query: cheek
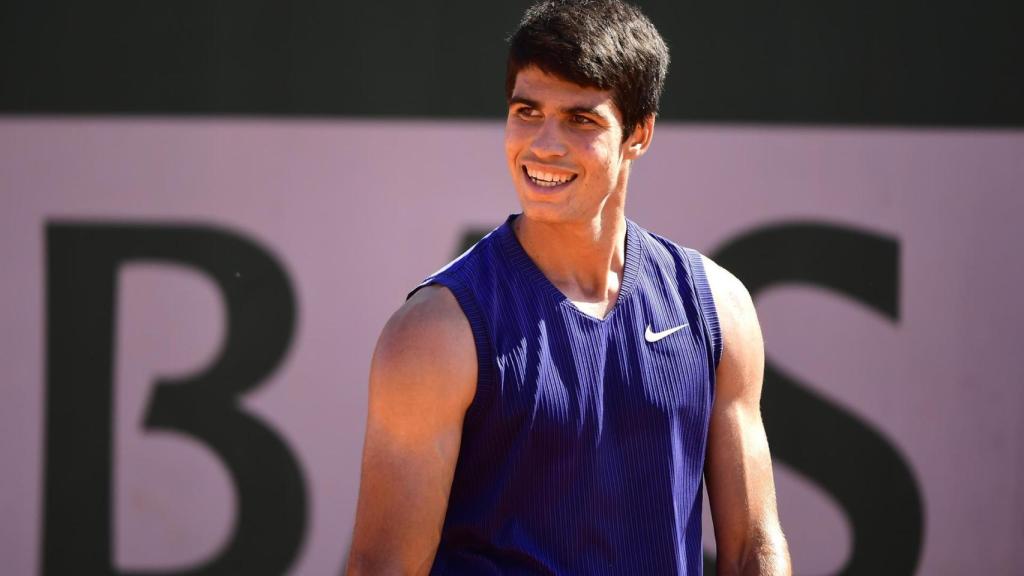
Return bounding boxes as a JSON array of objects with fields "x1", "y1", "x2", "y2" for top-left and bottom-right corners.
[
  {"x1": 503, "y1": 136, "x2": 518, "y2": 166},
  {"x1": 504, "y1": 135, "x2": 527, "y2": 181},
  {"x1": 504, "y1": 125, "x2": 526, "y2": 158},
  {"x1": 583, "y1": 139, "x2": 619, "y2": 176}
]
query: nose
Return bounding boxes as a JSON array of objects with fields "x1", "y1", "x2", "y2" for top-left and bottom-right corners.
[{"x1": 529, "y1": 118, "x2": 567, "y2": 158}]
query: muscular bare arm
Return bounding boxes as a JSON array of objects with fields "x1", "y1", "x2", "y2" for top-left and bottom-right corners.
[
  {"x1": 703, "y1": 256, "x2": 791, "y2": 576},
  {"x1": 347, "y1": 286, "x2": 477, "y2": 575}
]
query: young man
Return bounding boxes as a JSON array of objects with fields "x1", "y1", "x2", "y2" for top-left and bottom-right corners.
[{"x1": 348, "y1": 1, "x2": 790, "y2": 574}]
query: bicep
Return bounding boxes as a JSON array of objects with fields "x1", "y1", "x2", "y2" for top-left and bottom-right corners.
[
  {"x1": 703, "y1": 258, "x2": 784, "y2": 570},
  {"x1": 348, "y1": 287, "x2": 477, "y2": 574},
  {"x1": 705, "y1": 366, "x2": 777, "y2": 565}
]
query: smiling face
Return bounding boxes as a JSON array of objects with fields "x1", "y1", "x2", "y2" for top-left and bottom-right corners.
[{"x1": 504, "y1": 66, "x2": 652, "y2": 226}]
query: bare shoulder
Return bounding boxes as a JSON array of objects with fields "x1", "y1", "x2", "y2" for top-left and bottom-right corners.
[
  {"x1": 700, "y1": 254, "x2": 764, "y2": 399},
  {"x1": 371, "y1": 284, "x2": 477, "y2": 412},
  {"x1": 700, "y1": 254, "x2": 756, "y2": 334},
  {"x1": 377, "y1": 285, "x2": 474, "y2": 359},
  {"x1": 349, "y1": 285, "x2": 476, "y2": 573}
]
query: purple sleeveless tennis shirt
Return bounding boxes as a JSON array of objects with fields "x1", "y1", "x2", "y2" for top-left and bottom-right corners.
[{"x1": 411, "y1": 214, "x2": 722, "y2": 575}]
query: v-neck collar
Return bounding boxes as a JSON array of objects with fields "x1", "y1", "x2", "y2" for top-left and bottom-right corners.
[{"x1": 496, "y1": 214, "x2": 642, "y2": 323}]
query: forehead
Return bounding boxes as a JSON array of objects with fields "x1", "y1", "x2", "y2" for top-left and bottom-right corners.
[{"x1": 510, "y1": 67, "x2": 621, "y2": 121}]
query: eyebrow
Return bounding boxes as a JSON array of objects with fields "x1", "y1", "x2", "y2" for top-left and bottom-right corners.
[{"x1": 508, "y1": 96, "x2": 603, "y2": 118}]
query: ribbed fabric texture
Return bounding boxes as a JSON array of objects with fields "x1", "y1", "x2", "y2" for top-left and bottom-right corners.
[{"x1": 413, "y1": 215, "x2": 721, "y2": 575}]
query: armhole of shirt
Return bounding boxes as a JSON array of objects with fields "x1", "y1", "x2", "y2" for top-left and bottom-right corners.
[
  {"x1": 408, "y1": 275, "x2": 495, "y2": 428},
  {"x1": 683, "y1": 248, "x2": 723, "y2": 369}
]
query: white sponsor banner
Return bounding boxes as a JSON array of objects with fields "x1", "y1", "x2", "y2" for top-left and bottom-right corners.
[{"x1": 1, "y1": 118, "x2": 1022, "y2": 575}]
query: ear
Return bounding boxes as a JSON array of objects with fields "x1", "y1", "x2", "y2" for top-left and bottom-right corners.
[{"x1": 623, "y1": 114, "x2": 655, "y2": 160}]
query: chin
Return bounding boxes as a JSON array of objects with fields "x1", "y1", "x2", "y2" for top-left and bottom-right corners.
[
  {"x1": 521, "y1": 208, "x2": 562, "y2": 224},
  {"x1": 518, "y1": 202, "x2": 578, "y2": 226}
]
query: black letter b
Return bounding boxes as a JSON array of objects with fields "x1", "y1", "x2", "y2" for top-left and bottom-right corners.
[{"x1": 43, "y1": 223, "x2": 307, "y2": 576}]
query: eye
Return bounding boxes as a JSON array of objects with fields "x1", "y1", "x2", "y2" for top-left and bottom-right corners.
[
  {"x1": 514, "y1": 106, "x2": 540, "y2": 120},
  {"x1": 571, "y1": 114, "x2": 595, "y2": 125}
]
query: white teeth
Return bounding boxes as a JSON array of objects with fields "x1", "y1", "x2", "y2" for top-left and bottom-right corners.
[{"x1": 525, "y1": 167, "x2": 575, "y2": 187}]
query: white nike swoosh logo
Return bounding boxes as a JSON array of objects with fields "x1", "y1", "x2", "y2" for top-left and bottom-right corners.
[{"x1": 645, "y1": 323, "x2": 689, "y2": 343}]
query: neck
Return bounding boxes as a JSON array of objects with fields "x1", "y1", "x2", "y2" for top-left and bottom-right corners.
[{"x1": 513, "y1": 202, "x2": 628, "y2": 319}]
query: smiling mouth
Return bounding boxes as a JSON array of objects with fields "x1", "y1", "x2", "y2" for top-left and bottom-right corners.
[{"x1": 523, "y1": 165, "x2": 578, "y2": 188}]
